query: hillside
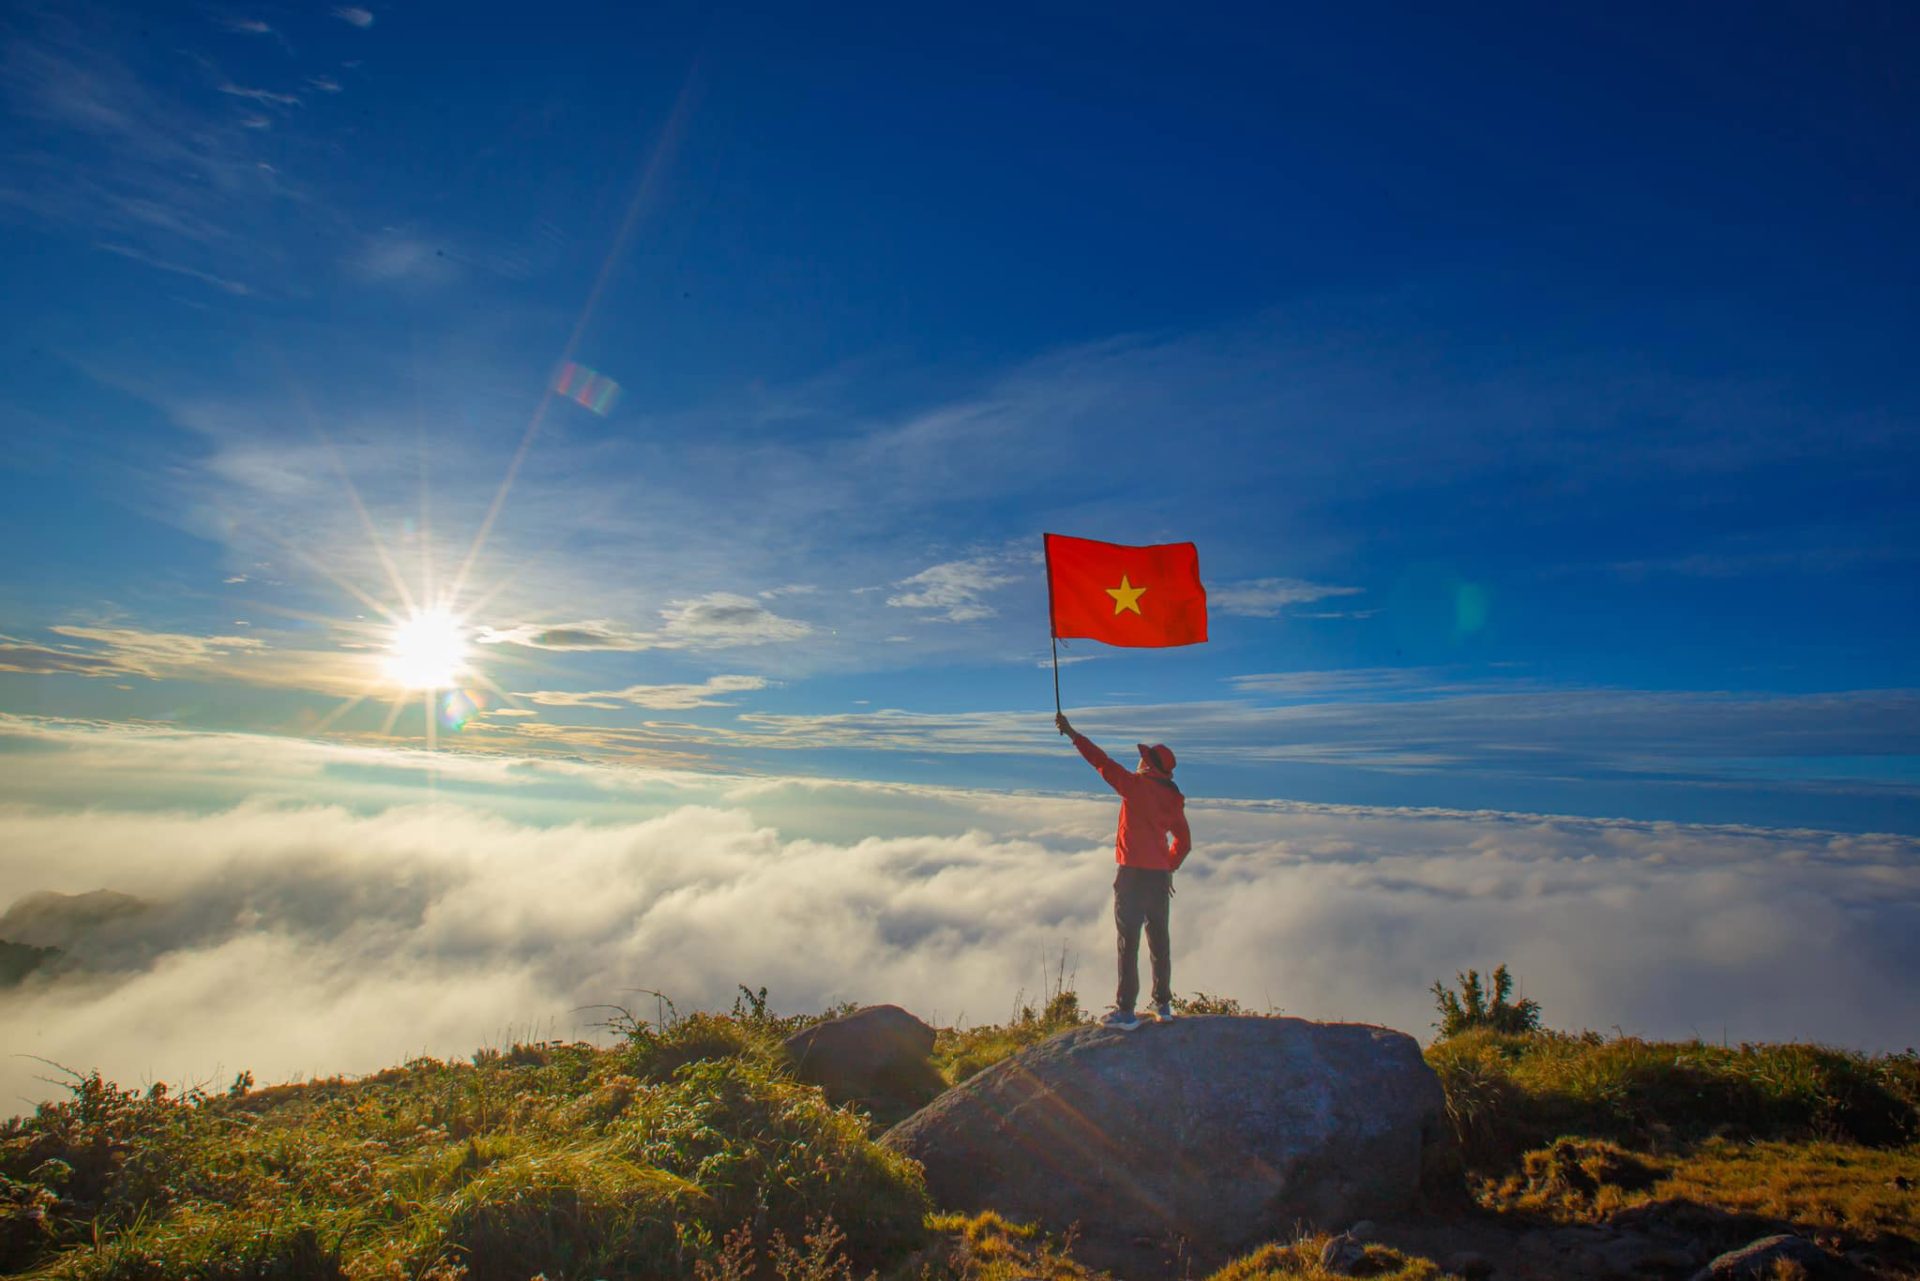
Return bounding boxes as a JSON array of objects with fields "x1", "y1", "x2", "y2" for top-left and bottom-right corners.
[{"x1": 2, "y1": 984, "x2": 1916, "y2": 1280}]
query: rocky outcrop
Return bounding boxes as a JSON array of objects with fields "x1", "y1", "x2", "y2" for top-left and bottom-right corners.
[
  {"x1": 1692, "y1": 1234, "x2": 1843, "y2": 1280},
  {"x1": 0, "y1": 890, "x2": 148, "y2": 950},
  {"x1": 781, "y1": 1004, "x2": 944, "y2": 1125},
  {"x1": 881, "y1": 1016, "x2": 1462, "y2": 1265}
]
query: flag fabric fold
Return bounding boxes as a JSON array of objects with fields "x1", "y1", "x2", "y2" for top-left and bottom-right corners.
[{"x1": 1045, "y1": 533, "x2": 1208, "y2": 648}]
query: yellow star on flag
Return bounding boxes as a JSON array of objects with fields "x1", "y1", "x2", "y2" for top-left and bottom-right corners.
[{"x1": 1106, "y1": 575, "x2": 1147, "y2": 615}]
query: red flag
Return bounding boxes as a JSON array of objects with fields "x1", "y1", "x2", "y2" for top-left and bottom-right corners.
[{"x1": 1045, "y1": 533, "x2": 1208, "y2": 648}]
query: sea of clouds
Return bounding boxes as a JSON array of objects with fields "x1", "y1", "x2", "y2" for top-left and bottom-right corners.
[{"x1": 2, "y1": 715, "x2": 1917, "y2": 1114}]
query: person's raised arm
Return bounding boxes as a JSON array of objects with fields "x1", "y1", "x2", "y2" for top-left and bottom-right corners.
[{"x1": 1056, "y1": 714, "x2": 1129, "y2": 793}]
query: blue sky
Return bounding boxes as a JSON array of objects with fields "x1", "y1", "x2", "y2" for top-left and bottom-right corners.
[{"x1": 4, "y1": 0, "x2": 1918, "y2": 831}]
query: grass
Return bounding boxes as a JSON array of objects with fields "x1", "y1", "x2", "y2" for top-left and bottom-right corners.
[
  {"x1": 1483, "y1": 1135, "x2": 1920, "y2": 1245},
  {"x1": 1427, "y1": 1027, "x2": 1920, "y2": 1167},
  {"x1": 1441, "y1": 1033, "x2": 1920, "y2": 1277},
  {"x1": 932, "y1": 991, "x2": 1089, "y2": 1084},
  {"x1": 5, "y1": 985, "x2": 1919, "y2": 1280},
  {"x1": 1, "y1": 1005, "x2": 926, "y2": 1280}
]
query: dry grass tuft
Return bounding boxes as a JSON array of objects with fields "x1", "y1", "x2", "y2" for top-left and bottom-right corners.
[
  {"x1": 1204, "y1": 1234, "x2": 1444, "y2": 1280},
  {"x1": 910, "y1": 1211, "x2": 1103, "y2": 1280}
]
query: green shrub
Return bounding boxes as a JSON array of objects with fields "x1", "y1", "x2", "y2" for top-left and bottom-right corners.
[
  {"x1": 626, "y1": 1011, "x2": 769, "y2": 1083},
  {"x1": 0, "y1": 1072, "x2": 232, "y2": 1271},
  {"x1": 617, "y1": 1057, "x2": 928, "y2": 1265},
  {"x1": 1430, "y1": 964, "x2": 1541, "y2": 1038}
]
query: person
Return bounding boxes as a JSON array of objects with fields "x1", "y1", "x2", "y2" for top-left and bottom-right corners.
[{"x1": 1056, "y1": 712, "x2": 1191, "y2": 1030}]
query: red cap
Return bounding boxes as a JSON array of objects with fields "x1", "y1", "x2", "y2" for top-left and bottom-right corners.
[{"x1": 1137, "y1": 743, "x2": 1176, "y2": 773}]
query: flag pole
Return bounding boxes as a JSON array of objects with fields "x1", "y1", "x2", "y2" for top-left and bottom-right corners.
[
  {"x1": 1051, "y1": 633, "x2": 1062, "y2": 717},
  {"x1": 1043, "y1": 532, "x2": 1063, "y2": 721}
]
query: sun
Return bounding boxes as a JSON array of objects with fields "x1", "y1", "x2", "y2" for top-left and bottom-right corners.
[{"x1": 384, "y1": 607, "x2": 469, "y2": 690}]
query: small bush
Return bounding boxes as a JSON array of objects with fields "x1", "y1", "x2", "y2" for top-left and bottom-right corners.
[
  {"x1": 432, "y1": 1142, "x2": 700, "y2": 1280},
  {"x1": 1430, "y1": 964, "x2": 1541, "y2": 1038}
]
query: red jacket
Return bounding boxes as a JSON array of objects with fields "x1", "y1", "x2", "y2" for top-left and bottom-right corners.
[{"x1": 1070, "y1": 732, "x2": 1191, "y2": 871}]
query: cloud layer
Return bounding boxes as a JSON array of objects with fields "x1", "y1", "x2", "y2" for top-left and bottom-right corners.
[{"x1": 2, "y1": 720, "x2": 1915, "y2": 1115}]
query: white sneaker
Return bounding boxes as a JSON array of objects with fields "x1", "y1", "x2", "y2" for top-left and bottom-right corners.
[
  {"x1": 1154, "y1": 1003, "x2": 1175, "y2": 1021},
  {"x1": 1101, "y1": 1008, "x2": 1142, "y2": 1031}
]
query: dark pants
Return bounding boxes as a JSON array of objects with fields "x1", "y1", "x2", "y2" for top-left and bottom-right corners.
[{"x1": 1114, "y1": 865, "x2": 1172, "y2": 1011}]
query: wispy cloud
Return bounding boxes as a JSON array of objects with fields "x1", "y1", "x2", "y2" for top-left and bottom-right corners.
[
  {"x1": 94, "y1": 242, "x2": 251, "y2": 295},
  {"x1": 1609, "y1": 542, "x2": 1916, "y2": 581},
  {"x1": 0, "y1": 626, "x2": 264, "y2": 680},
  {"x1": 516, "y1": 675, "x2": 771, "y2": 710},
  {"x1": 1, "y1": 8, "x2": 300, "y2": 282},
  {"x1": 332, "y1": 6, "x2": 374, "y2": 28},
  {"x1": 475, "y1": 621, "x2": 654, "y2": 652},
  {"x1": 216, "y1": 82, "x2": 300, "y2": 107},
  {"x1": 345, "y1": 229, "x2": 459, "y2": 285},
  {"x1": 480, "y1": 595, "x2": 813, "y2": 654},
  {"x1": 662, "y1": 593, "x2": 813, "y2": 646},
  {"x1": 1226, "y1": 668, "x2": 1460, "y2": 697},
  {"x1": 887, "y1": 552, "x2": 1029, "y2": 623},
  {"x1": 1210, "y1": 578, "x2": 1363, "y2": 619}
]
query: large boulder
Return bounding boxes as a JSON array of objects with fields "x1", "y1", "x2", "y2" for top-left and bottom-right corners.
[
  {"x1": 782, "y1": 1004, "x2": 944, "y2": 1125},
  {"x1": 882, "y1": 1017, "x2": 1462, "y2": 1265}
]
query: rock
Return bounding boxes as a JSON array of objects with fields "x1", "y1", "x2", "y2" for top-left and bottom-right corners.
[
  {"x1": 0, "y1": 939, "x2": 60, "y2": 988},
  {"x1": 1689, "y1": 1234, "x2": 1834, "y2": 1280},
  {"x1": 780, "y1": 1004, "x2": 942, "y2": 1119},
  {"x1": 1320, "y1": 1233, "x2": 1367, "y2": 1274},
  {"x1": 1594, "y1": 1232, "x2": 1697, "y2": 1275},
  {"x1": 1444, "y1": 1250, "x2": 1495, "y2": 1279},
  {"x1": 881, "y1": 1016, "x2": 1462, "y2": 1261},
  {"x1": 1346, "y1": 1220, "x2": 1379, "y2": 1242},
  {"x1": 1518, "y1": 1229, "x2": 1555, "y2": 1254}
]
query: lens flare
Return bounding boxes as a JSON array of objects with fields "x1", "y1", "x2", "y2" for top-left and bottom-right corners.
[
  {"x1": 553, "y1": 361, "x2": 622, "y2": 415},
  {"x1": 439, "y1": 688, "x2": 483, "y2": 731},
  {"x1": 385, "y1": 607, "x2": 469, "y2": 690}
]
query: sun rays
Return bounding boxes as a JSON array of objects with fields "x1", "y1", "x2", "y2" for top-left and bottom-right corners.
[{"x1": 254, "y1": 77, "x2": 701, "y2": 755}]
